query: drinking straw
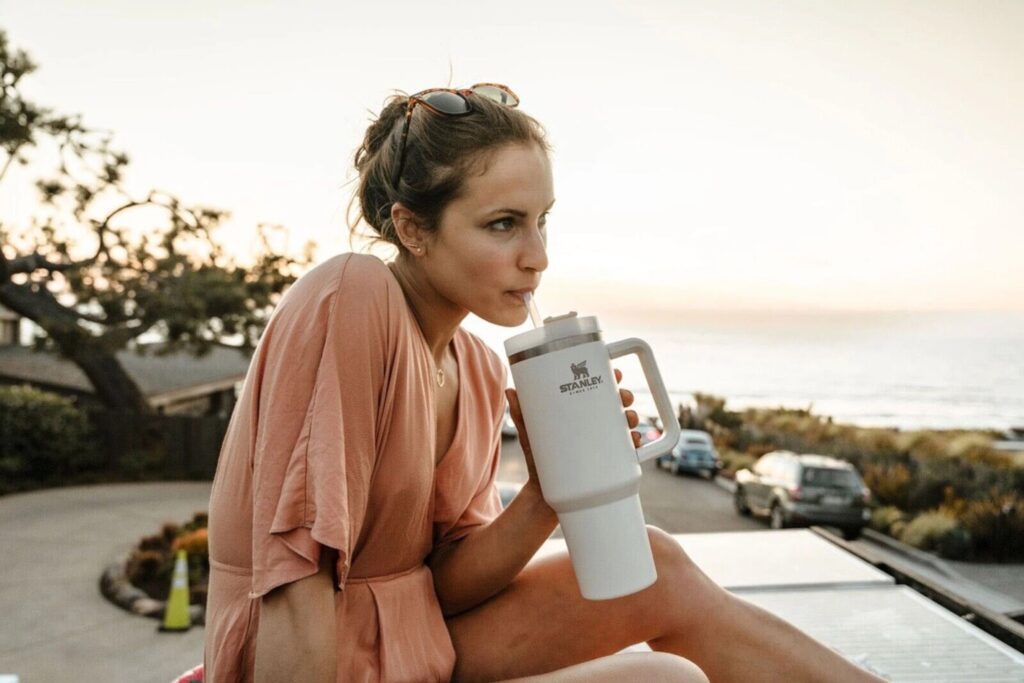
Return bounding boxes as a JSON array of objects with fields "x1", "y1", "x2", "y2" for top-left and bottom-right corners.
[{"x1": 523, "y1": 291, "x2": 543, "y2": 328}]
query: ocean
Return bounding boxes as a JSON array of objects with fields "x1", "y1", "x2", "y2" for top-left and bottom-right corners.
[{"x1": 467, "y1": 310, "x2": 1024, "y2": 432}]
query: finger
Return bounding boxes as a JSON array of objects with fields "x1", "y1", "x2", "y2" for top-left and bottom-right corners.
[
  {"x1": 632, "y1": 431, "x2": 641, "y2": 448},
  {"x1": 614, "y1": 367, "x2": 622, "y2": 383},
  {"x1": 626, "y1": 409, "x2": 638, "y2": 429},
  {"x1": 619, "y1": 387, "x2": 634, "y2": 407}
]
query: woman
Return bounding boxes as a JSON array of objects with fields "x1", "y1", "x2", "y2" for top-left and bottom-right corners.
[{"x1": 203, "y1": 84, "x2": 882, "y2": 682}]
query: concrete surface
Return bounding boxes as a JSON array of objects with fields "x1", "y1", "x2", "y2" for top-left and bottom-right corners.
[
  {"x1": 2, "y1": 438, "x2": 1022, "y2": 682},
  {"x1": 0, "y1": 482, "x2": 212, "y2": 683}
]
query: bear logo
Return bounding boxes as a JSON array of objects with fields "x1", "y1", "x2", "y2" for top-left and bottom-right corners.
[{"x1": 570, "y1": 361, "x2": 589, "y2": 380}]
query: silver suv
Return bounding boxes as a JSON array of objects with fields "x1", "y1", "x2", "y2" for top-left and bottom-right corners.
[{"x1": 733, "y1": 451, "x2": 871, "y2": 540}]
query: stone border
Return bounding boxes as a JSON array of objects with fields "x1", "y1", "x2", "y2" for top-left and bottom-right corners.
[{"x1": 99, "y1": 552, "x2": 205, "y2": 626}]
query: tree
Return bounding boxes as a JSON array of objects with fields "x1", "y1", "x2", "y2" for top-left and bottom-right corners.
[{"x1": 0, "y1": 30, "x2": 314, "y2": 412}]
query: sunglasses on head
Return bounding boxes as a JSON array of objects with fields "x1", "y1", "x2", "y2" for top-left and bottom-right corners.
[{"x1": 390, "y1": 83, "x2": 520, "y2": 190}]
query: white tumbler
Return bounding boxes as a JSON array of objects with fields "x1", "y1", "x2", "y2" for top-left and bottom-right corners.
[{"x1": 505, "y1": 312, "x2": 681, "y2": 600}]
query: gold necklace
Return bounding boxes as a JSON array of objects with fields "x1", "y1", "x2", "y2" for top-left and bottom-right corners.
[{"x1": 435, "y1": 367, "x2": 445, "y2": 387}]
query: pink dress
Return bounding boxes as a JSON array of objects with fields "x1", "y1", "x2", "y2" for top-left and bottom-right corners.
[{"x1": 204, "y1": 253, "x2": 506, "y2": 682}]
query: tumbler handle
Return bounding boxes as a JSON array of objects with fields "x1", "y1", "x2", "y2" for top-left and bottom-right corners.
[{"x1": 606, "y1": 338, "x2": 681, "y2": 464}]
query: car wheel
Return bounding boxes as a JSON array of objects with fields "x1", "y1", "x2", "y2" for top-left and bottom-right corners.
[
  {"x1": 770, "y1": 504, "x2": 787, "y2": 530},
  {"x1": 842, "y1": 527, "x2": 863, "y2": 541},
  {"x1": 734, "y1": 488, "x2": 751, "y2": 516}
]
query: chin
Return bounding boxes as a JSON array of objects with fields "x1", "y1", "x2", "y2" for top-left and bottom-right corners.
[{"x1": 476, "y1": 306, "x2": 530, "y2": 328}]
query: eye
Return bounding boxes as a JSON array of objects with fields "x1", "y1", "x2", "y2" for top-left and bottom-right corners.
[
  {"x1": 539, "y1": 212, "x2": 550, "y2": 228},
  {"x1": 488, "y1": 217, "x2": 516, "y2": 232}
]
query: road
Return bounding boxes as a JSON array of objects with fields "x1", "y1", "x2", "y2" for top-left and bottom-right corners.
[{"x1": 498, "y1": 435, "x2": 765, "y2": 535}]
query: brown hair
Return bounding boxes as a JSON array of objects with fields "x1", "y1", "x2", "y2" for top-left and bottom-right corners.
[{"x1": 348, "y1": 90, "x2": 551, "y2": 253}]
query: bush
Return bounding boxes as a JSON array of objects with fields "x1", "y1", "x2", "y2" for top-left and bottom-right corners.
[
  {"x1": 719, "y1": 449, "x2": 755, "y2": 477},
  {"x1": 173, "y1": 528, "x2": 208, "y2": 556},
  {"x1": 862, "y1": 462, "x2": 911, "y2": 509},
  {"x1": 0, "y1": 384, "x2": 100, "y2": 493},
  {"x1": 898, "y1": 511, "x2": 969, "y2": 559},
  {"x1": 126, "y1": 511, "x2": 210, "y2": 605},
  {"x1": 870, "y1": 506, "x2": 905, "y2": 535},
  {"x1": 953, "y1": 493, "x2": 1024, "y2": 562}
]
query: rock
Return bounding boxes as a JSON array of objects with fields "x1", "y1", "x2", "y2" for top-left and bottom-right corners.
[{"x1": 132, "y1": 597, "x2": 164, "y2": 617}]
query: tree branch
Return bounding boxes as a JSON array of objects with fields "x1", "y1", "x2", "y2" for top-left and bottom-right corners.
[{"x1": 2, "y1": 251, "x2": 94, "y2": 276}]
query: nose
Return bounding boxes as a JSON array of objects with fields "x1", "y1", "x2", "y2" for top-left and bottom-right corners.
[{"x1": 519, "y1": 222, "x2": 548, "y2": 274}]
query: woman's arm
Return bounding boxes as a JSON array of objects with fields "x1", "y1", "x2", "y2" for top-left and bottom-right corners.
[
  {"x1": 254, "y1": 549, "x2": 338, "y2": 683},
  {"x1": 429, "y1": 479, "x2": 557, "y2": 617},
  {"x1": 430, "y1": 375, "x2": 638, "y2": 617}
]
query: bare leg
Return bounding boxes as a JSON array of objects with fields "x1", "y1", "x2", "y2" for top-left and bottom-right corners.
[
  {"x1": 446, "y1": 526, "x2": 884, "y2": 683},
  {"x1": 503, "y1": 652, "x2": 707, "y2": 683}
]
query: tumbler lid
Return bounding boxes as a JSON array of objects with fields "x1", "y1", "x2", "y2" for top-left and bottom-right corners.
[{"x1": 504, "y1": 312, "x2": 602, "y2": 358}]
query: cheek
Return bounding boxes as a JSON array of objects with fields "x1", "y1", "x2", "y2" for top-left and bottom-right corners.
[{"x1": 458, "y1": 244, "x2": 510, "y2": 284}]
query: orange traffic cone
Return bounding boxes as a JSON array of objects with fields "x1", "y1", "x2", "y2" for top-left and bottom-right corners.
[{"x1": 160, "y1": 549, "x2": 192, "y2": 632}]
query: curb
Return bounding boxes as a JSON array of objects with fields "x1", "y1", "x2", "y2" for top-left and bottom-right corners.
[
  {"x1": 713, "y1": 475, "x2": 737, "y2": 494},
  {"x1": 99, "y1": 554, "x2": 205, "y2": 626},
  {"x1": 861, "y1": 528, "x2": 965, "y2": 581}
]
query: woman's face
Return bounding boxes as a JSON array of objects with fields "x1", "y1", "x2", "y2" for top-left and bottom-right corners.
[{"x1": 423, "y1": 142, "x2": 554, "y2": 327}]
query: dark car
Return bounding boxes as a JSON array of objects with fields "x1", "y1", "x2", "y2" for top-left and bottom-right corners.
[
  {"x1": 733, "y1": 451, "x2": 871, "y2": 540},
  {"x1": 657, "y1": 430, "x2": 722, "y2": 478}
]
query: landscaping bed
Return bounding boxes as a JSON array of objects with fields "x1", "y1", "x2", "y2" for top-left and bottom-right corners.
[
  {"x1": 101, "y1": 510, "x2": 210, "y2": 623},
  {"x1": 686, "y1": 394, "x2": 1024, "y2": 562}
]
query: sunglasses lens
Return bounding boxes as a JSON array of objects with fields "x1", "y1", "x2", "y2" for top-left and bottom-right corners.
[
  {"x1": 420, "y1": 90, "x2": 472, "y2": 114},
  {"x1": 472, "y1": 84, "x2": 519, "y2": 107}
]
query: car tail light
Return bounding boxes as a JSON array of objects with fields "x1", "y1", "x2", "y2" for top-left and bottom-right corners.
[{"x1": 787, "y1": 486, "x2": 803, "y2": 501}]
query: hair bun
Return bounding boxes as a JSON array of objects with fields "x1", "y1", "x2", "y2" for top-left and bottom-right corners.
[{"x1": 354, "y1": 95, "x2": 408, "y2": 172}]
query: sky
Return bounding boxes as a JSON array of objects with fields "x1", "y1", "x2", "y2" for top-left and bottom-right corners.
[{"x1": 2, "y1": 0, "x2": 1023, "y2": 325}]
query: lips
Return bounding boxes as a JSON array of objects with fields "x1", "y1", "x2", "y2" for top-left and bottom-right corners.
[{"x1": 507, "y1": 289, "x2": 536, "y2": 301}]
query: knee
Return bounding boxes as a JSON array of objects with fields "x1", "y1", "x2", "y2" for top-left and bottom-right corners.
[
  {"x1": 645, "y1": 525, "x2": 699, "y2": 579},
  {"x1": 645, "y1": 526, "x2": 725, "y2": 619},
  {"x1": 641, "y1": 652, "x2": 710, "y2": 683}
]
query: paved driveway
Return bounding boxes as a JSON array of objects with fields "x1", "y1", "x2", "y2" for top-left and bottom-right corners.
[{"x1": 0, "y1": 482, "x2": 211, "y2": 683}]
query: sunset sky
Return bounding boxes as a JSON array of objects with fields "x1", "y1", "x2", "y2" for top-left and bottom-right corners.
[{"x1": 3, "y1": 0, "x2": 1022, "y2": 320}]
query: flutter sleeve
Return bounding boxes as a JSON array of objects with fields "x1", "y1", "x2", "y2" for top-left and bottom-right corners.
[{"x1": 249, "y1": 255, "x2": 392, "y2": 598}]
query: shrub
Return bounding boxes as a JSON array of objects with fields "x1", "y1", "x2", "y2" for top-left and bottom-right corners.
[
  {"x1": 0, "y1": 385, "x2": 100, "y2": 493},
  {"x1": 719, "y1": 449, "x2": 755, "y2": 477},
  {"x1": 953, "y1": 493, "x2": 1024, "y2": 562},
  {"x1": 898, "y1": 511, "x2": 968, "y2": 559},
  {"x1": 870, "y1": 506, "x2": 905, "y2": 535},
  {"x1": 173, "y1": 528, "x2": 209, "y2": 556},
  {"x1": 127, "y1": 513, "x2": 210, "y2": 605},
  {"x1": 862, "y1": 462, "x2": 911, "y2": 509}
]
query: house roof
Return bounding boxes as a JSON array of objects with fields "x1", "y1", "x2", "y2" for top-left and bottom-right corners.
[{"x1": 0, "y1": 341, "x2": 252, "y2": 404}]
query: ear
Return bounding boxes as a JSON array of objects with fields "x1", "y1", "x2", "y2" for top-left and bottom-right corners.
[{"x1": 391, "y1": 202, "x2": 430, "y2": 251}]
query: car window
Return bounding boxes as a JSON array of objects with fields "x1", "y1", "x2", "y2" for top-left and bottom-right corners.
[
  {"x1": 685, "y1": 437, "x2": 708, "y2": 445},
  {"x1": 801, "y1": 466, "x2": 859, "y2": 488}
]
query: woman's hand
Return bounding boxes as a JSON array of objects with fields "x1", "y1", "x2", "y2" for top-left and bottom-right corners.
[{"x1": 504, "y1": 367, "x2": 640, "y2": 492}]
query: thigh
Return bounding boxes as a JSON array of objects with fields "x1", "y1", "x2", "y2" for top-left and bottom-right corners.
[
  {"x1": 503, "y1": 652, "x2": 708, "y2": 683},
  {"x1": 444, "y1": 543, "x2": 676, "y2": 683}
]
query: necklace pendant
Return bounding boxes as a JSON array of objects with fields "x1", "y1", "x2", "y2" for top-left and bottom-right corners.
[{"x1": 436, "y1": 367, "x2": 445, "y2": 387}]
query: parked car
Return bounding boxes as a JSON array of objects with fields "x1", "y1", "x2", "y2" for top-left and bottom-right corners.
[
  {"x1": 657, "y1": 429, "x2": 722, "y2": 478},
  {"x1": 634, "y1": 420, "x2": 662, "y2": 446},
  {"x1": 733, "y1": 451, "x2": 871, "y2": 540}
]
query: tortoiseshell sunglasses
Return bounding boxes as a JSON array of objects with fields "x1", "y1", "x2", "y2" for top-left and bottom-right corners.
[{"x1": 390, "y1": 83, "x2": 520, "y2": 189}]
